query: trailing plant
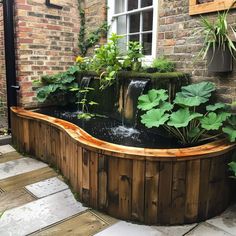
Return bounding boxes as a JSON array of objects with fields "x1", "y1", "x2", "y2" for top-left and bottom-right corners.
[
  {"x1": 138, "y1": 81, "x2": 236, "y2": 146},
  {"x1": 151, "y1": 57, "x2": 175, "y2": 73},
  {"x1": 196, "y1": 1, "x2": 236, "y2": 60},
  {"x1": 78, "y1": 0, "x2": 109, "y2": 56}
]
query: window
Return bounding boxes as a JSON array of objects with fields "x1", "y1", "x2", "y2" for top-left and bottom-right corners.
[{"x1": 108, "y1": 0, "x2": 158, "y2": 61}]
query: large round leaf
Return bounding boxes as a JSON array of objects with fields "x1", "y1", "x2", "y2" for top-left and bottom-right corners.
[
  {"x1": 200, "y1": 112, "x2": 231, "y2": 130},
  {"x1": 167, "y1": 108, "x2": 202, "y2": 128},
  {"x1": 206, "y1": 103, "x2": 230, "y2": 112},
  {"x1": 223, "y1": 126, "x2": 236, "y2": 142},
  {"x1": 174, "y1": 81, "x2": 216, "y2": 107},
  {"x1": 138, "y1": 89, "x2": 168, "y2": 111},
  {"x1": 141, "y1": 109, "x2": 170, "y2": 128}
]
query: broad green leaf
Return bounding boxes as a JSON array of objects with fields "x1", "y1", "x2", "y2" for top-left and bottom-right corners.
[
  {"x1": 174, "y1": 82, "x2": 216, "y2": 107},
  {"x1": 159, "y1": 102, "x2": 174, "y2": 111},
  {"x1": 168, "y1": 108, "x2": 202, "y2": 128},
  {"x1": 223, "y1": 126, "x2": 236, "y2": 142},
  {"x1": 61, "y1": 75, "x2": 76, "y2": 84},
  {"x1": 141, "y1": 109, "x2": 170, "y2": 128},
  {"x1": 228, "y1": 115, "x2": 236, "y2": 127},
  {"x1": 138, "y1": 89, "x2": 168, "y2": 111},
  {"x1": 89, "y1": 101, "x2": 99, "y2": 106},
  {"x1": 188, "y1": 127, "x2": 200, "y2": 138},
  {"x1": 206, "y1": 102, "x2": 230, "y2": 111},
  {"x1": 36, "y1": 84, "x2": 61, "y2": 102},
  {"x1": 200, "y1": 112, "x2": 231, "y2": 130},
  {"x1": 228, "y1": 161, "x2": 236, "y2": 176}
]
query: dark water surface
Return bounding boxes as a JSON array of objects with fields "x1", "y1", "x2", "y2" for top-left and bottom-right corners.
[{"x1": 37, "y1": 106, "x2": 181, "y2": 149}]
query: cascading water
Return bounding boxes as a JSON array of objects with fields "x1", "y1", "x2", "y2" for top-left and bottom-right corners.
[{"x1": 77, "y1": 76, "x2": 92, "y2": 109}]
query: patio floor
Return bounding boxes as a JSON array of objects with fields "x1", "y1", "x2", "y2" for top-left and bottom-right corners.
[{"x1": 0, "y1": 144, "x2": 235, "y2": 236}]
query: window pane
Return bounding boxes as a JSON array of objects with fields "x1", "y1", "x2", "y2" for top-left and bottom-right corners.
[
  {"x1": 141, "y1": 0, "x2": 153, "y2": 7},
  {"x1": 142, "y1": 33, "x2": 152, "y2": 55},
  {"x1": 129, "y1": 34, "x2": 139, "y2": 42},
  {"x1": 129, "y1": 13, "x2": 140, "y2": 33},
  {"x1": 115, "y1": 0, "x2": 125, "y2": 13},
  {"x1": 117, "y1": 15, "x2": 127, "y2": 35},
  {"x1": 143, "y1": 10, "x2": 153, "y2": 31},
  {"x1": 118, "y1": 36, "x2": 127, "y2": 54},
  {"x1": 128, "y1": 0, "x2": 138, "y2": 11}
]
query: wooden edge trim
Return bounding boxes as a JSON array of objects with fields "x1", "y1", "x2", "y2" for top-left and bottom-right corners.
[
  {"x1": 11, "y1": 107, "x2": 236, "y2": 161},
  {"x1": 189, "y1": 0, "x2": 236, "y2": 16}
]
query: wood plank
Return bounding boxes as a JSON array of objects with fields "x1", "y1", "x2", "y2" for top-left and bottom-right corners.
[
  {"x1": 0, "y1": 152, "x2": 21, "y2": 163},
  {"x1": 77, "y1": 146, "x2": 83, "y2": 198},
  {"x1": 98, "y1": 154, "x2": 108, "y2": 210},
  {"x1": 22, "y1": 119, "x2": 30, "y2": 153},
  {"x1": 0, "y1": 188, "x2": 35, "y2": 212},
  {"x1": 158, "y1": 162, "x2": 173, "y2": 224},
  {"x1": 185, "y1": 159, "x2": 200, "y2": 223},
  {"x1": 32, "y1": 211, "x2": 108, "y2": 236},
  {"x1": 171, "y1": 161, "x2": 186, "y2": 225},
  {"x1": 89, "y1": 152, "x2": 98, "y2": 209},
  {"x1": 91, "y1": 210, "x2": 119, "y2": 225},
  {"x1": 118, "y1": 158, "x2": 132, "y2": 220},
  {"x1": 82, "y1": 149, "x2": 90, "y2": 204},
  {"x1": 131, "y1": 159, "x2": 145, "y2": 222},
  {"x1": 0, "y1": 167, "x2": 58, "y2": 192},
  {"x1": 144, "y1": 161, "x2": 159, "y2": 224}
]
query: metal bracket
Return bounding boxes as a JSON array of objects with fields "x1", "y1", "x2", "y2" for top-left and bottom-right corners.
[
  {"x1": 45, "y1": 0, "x2": 63, "y2": 9},
  {"x1": 11, "y1": 85, "x2": 20, "y2": 90}
]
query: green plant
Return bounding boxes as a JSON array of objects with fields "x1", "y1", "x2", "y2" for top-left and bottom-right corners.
[
  {"x1": 197, "y1": 1, "x2": 236, "y2": 60},
  {"x1": 138, "y1": 81, "x2": 236, "y2": 146},
  {"x1": 151, "y1": 57, "x2": 175, "y2": 72},
  {"x1": 123, "y1": 41, "x2": 143, "y2": 71}
]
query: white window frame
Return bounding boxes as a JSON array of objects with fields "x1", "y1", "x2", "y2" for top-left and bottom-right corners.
[{"x1": 107, "y1": 0, "x2": 158, "y2": 64}]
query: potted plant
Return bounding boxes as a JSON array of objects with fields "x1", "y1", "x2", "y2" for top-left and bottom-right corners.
[
  {"x1": 197, "y1": 2, "x2": 236, "y2": 72},
  {"x1": 138, "y1": 81, "x2": 236, "y2": 146}
]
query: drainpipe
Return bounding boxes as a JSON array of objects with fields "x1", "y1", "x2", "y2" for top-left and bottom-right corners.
[{"x1": 2, "y1": 0, "x2": 19, "y2": 131}]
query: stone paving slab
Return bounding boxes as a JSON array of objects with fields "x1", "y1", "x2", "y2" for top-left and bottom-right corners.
[
  {"x1": 0, "y1": 189, "x2": 88, "y2": 236},
  {"x1": 206, "y1": 204, "x2": 236, "y2": 235},
  {"x1": 185, "y1": 222, "x2": 233, "y2": 236},
  {"x1": 25, "y1": 177, "x2": 68, "y2": 198},
  {"x1": 0, "y1": 145, "x2": 16, "y2": 155},
  {"x1": 94, "y1": 221, "x2": 165, "y2": 236},
  {"x1": 0, "y1": 158, "x2": 47, "y2": 180}
]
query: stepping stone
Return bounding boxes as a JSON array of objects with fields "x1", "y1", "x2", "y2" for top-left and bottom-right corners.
[
  {"x1": 0, "y1": 152, "x2": 21, "y2": 164},
  {"x1": 25, "y1": 177, "x2": 68, "y2": 198},
  {"x1": 0, "y1": 158, "x2": 47, "y2": 180},
  {"x1": 94, "y1": 221, "x2": 165, "y2": 236},
  {"x1": 32, "y1": 211, "x2": 108, "y2": 236},
  {"x1": 0, "y1": 189, "x2": 87, "y2": 236},
  {"x1": 0, "y1": 167, "x2": 57, "y2": 191},
  {"x1": 185, "y1": 222, "x2": 233, "y2": 236},
  {"x1": 206, "y1": 204, "x2": 236, "y2": 235},
  {"x1": 0, "y1": 145, "x2": 16, "y2": 155},
  {"x1": 153, "y1": 223, "x2": 197, "y2": 236}
]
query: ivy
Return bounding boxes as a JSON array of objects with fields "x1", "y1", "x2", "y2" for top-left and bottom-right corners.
[{"x1": 78, "y1": 0, "x2": 109, "y2": 56}]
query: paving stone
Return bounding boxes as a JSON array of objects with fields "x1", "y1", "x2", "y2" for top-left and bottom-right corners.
[
  {"x1": 32, "y1": 211, "x2": 108, "y2": 236},
  {"x1": 206, "y1": 204, "x2": 236, "y2": 235},
  {"x1": 0, "y1": 167, "x2": 58, "y2": 191},
  {"x1": 0, "y1": 145, "x2": 16, "y2": 155},
  {"x1": 185, "y1": 222, "x2": 233, "y2": 236},
  {"x1": 25, "y1": 177, "x2": 68, "y2": 198},
  {"x1": 94, "y1": 221, "x2": 165, "y2": 236},
  {"x1": 0, "y1": 189, "x2": 87, "y2": 236},
  {"x1": 0, "y1": 158, "x2": 47, "y2": 180},
  {"x1": 152, "y1": 223, "x2": 197, "y2": 236}
]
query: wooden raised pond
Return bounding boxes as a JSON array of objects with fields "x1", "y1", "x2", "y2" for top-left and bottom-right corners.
[{"x1": 11, "y1": 107, "x2": 235, "y2": 225}]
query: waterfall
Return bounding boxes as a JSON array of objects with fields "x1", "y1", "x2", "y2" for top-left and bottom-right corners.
[
  {"x1": 77, "y1": 76, "x2": 92, "y2": 110},
  {"x1": 122, "y1": 79, "x2": 149, "y2": 127}
]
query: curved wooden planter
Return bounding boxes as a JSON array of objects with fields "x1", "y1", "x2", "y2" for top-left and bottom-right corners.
[{"x1": 11, "y1": 107, "x2": 235, "y2": 225}]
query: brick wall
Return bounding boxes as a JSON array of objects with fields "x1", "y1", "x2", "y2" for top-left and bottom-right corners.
[
  {"x1": 0, "y1": 5, "x2": 7, "y2": 128},
  {"x1": 157, "y1": 0, "x2": 236, "y2": 104}
]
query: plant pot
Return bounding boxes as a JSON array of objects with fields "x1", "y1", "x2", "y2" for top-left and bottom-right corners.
[{"x1": 207, "y1": 46, "x2": 233, "y2": 72}]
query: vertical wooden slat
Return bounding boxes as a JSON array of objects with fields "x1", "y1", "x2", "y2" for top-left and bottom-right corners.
[
  {"x1": 131, "y1": 159, "x2": 145, "y2": 222},
  {"x1": 77, "y1": 145, "x2": 83, "y2": 199},
  {"x1": 82, "y1": 149, "x2": 90, "y2": 204},
  {"x1": 29, "y1": 120, "x2": 36, "y2": 156},
  {"x1": 98, "y1": 154, "x2": 108, "y2": 210},
  {"x1": 89, "y1": 152, "x2": 98, "y2": 208},
  {"x1": 22, "y1": 119, "x2": 29, "y2": 153},
  {"x1": 144, "y1": 161, "x2": 159, "y2": 224},
  {"x1": 107, "y1": 157, "x2": 119, "y2": 217},
  {"x1": 158, "y1": 162, "x2": 173, "y2": 224},
  {"x1": 118, "y1": 158, "x2": 132, "y2": 220},
  {"x1": 171, "y1": 161, "x2": 186, "y2": 225},
  {"x1": 185, "y1": 159, "x2": 200, "y2": 223}
]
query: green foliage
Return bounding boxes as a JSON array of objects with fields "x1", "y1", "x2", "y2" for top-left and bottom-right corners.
[
  {"x1": 138, "y1": 81, "x2": 235, "y2": 145},
  {"x1": 229, "y1": 161, "x2": 236, "y2": 176},
  {"x1": 151, "y1": 57, "x2": 175, "y2": 73},
  {"x1": 196, "y1": 1, "x2": 236, "y2": 60}
]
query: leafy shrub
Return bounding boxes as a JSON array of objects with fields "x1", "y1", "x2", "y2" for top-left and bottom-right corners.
[
  {"x1": 138, "y1": 81, "x2": 236, "y2": 146},
  {"x1": 151, "y1": 57, "x2": 175, "y2": 73}
]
